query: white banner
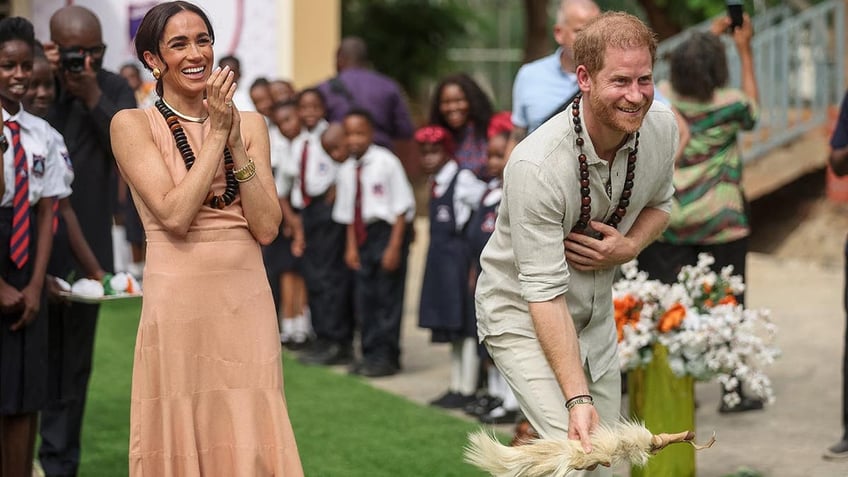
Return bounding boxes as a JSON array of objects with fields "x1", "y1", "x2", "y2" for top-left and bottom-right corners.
[{"x1": 31, "y1": 0, "x2": 281, "y2": 86}]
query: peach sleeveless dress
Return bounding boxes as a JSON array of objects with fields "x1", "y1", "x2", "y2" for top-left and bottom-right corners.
[{"x1": 127, "y1": 107, "x2": 303, "y2": 476}]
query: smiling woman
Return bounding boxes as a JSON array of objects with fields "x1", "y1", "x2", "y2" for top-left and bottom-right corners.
[
  {"x1": 109, "y1": 1, "x2": 301, "y2": 475},
  {"x1": 428, "y1": 73, "x2": 493, "y2": 179}
]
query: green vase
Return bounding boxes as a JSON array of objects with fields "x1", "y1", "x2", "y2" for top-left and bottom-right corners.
[{"x1": 628, "y1": 343, "x2": 696, "y2": 477}]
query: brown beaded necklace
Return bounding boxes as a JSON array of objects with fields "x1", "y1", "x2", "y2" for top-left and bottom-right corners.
[
  {"x1": 155, "y1": 99, "x2": 239, "y2": 209},
  {"x1": 570, "y1": 93, "x2": 639, "y2": 239}
]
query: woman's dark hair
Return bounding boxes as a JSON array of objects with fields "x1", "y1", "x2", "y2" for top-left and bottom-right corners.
[
  {"x1": 0, "y1": 17, "x2": 36, "y2": 50},
  {"x1": 134, "y1": 1, "x2": 215, "y2": 96},
  {"x1": 295, "y1": 87, "x2": 326, "y2": 109},
  {"x1": 669, "y1": 31, "x2": 728, "y2": 103},
  {"x1": 428, "y1": 73, "x2": 493, "y2": 142}
]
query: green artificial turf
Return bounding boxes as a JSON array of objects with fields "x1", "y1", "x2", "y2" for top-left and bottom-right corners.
[{"x1": 78, "y1": 300, "x2": 498, "y2": 476}]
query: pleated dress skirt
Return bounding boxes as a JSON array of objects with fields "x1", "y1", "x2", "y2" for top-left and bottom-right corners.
[{"x1": 129, "y1": 227, "x2": 303, "y2": 476}]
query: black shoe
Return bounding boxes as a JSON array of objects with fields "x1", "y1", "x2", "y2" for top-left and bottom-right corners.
[
  {"x1": 298, "y1": 342, "x2": 353, "y2": 366},
  {"x1": 429, "y1": 391, "x2": 475, "y2": 409},
  {"x1": 357, "y1": 360, "x2": 399, "y2": 378},
  {"x1": 479, "y1": 405, "x2": 520, "y2": 425},
  {"x1": 463, "y1": 394, "x2": 503, "y2": 417},
  {"x1": 718, "y1": 397, "x2": 764, "y2": 413},
  {"x1": 823, "y1": 439, "x2": 848, "y2": 461}
]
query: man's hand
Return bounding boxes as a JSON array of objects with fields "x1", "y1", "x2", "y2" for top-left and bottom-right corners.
[
  {"x1": 564, "y1": 221, "x2": 637, "y2": 271},
  {"x1": 43, "y1": 41, "x2": 61, "y2": 76},
  {"x1": 62, "y1": 55, "x2": 102, "y2": 110},
  {"x1": 568, "y1": 402, "x2": 601, "y2": 458}
]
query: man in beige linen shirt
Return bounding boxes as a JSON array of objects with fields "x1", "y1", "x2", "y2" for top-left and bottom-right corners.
[{"x1": 475, "y1": 12, "x2": 677, "y2": 474}]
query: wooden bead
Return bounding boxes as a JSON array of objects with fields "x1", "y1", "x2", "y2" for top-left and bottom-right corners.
[
  {"x1": 581, "y1": 196, "x2": 591, "y2": 206},
  {"x1": 580, "y1": 179, "x2": 589, "y2": 188},
  {"x1": 576, "y1": 137, "x2": 584, "y2": 147}
]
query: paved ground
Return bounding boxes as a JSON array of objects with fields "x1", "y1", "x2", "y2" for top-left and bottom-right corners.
[{"x1": 332, "y1": 217, "x2": 848, "y2": 477}]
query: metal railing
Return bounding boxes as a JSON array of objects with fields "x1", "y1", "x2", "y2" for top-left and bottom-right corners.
[
  {"x1": 655, "y1": 0, "x2": 844, "y2": 162},
  {"x1": 447, "y1": 0, "x2": 845, "y2": 163}
]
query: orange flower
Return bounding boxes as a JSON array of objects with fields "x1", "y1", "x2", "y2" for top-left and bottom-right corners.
[
  {"x1": 718, "y1": 295, "x2": 737, "y2": 306},
  {"x1": 614, "y1": 295, "x2": 641, "y2": 342},
  {"x1": 702, "y1": 283, "x2": 713, "y2": 294},
  {"x1": 658, "y1": 303, "x2": 686, "y2": 333}
]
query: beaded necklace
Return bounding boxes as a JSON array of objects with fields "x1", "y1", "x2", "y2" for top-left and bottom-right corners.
[
  {"x1": 570, "y1": 93, "x2": 638, "y2": 238},
  {"x1": 155, "y1": 99, "x2": 239, "y2": 209}
]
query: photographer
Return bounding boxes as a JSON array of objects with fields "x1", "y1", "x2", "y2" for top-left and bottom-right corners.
[{"x1": 38, "y1": 6, "x2": 135, "y2": 477}]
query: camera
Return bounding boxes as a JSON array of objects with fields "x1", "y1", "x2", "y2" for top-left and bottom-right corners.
[
  {"x1": 60, "y1": 49, "x2": 87, "y2": 73},
  {"x1": 726, "y1": 0, "x2": 744, "y2": 30}
]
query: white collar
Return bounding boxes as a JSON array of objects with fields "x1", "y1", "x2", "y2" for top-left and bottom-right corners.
[{"x1": 433, "y1": 159, "x2": 458, "y2": 186}]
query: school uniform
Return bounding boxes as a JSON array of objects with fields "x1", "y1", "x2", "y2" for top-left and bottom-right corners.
[
  {"x1": 419, "y1": 160, "x2": 486, "y2": 342},
  {"x1": 0, "y1": 108, "x2": 70, "y2": 415},
  {"x1": 263, "y1": 125, "x2": 300, "y2": 310},
  {"x1": 466, "y1": 178, "x2": 502, "y2": 269},
  {"x1": 285, "y1": 121, "x2": 354, "y2": 354},
  {"x1": 334, "y1": 145, "x2": 415, "y2": 369}
]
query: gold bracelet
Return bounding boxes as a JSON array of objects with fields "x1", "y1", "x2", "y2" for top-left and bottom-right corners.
[{"x1": 234, "y1": 159, "x2": 256, "y2": 182}]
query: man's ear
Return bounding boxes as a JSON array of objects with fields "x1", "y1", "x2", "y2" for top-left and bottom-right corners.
[
  {"x1": 576, "y1": 65, "x2": 591, "y2": 93},
  {"x1": 553, "y1": 23, "x2": 566, "y2": 46}
]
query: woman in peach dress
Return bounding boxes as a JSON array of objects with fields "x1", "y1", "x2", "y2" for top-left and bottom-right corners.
[{"x1": 110, "y1": 2, "x2": 302, "y2": 475}]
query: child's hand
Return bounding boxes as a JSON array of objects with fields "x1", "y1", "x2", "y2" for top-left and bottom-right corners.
[
  {"x1": 291, "y1": 234, "x2": 305, "y2": 257},
  {"x1": 381, "y1": 245, "x2": 401, "y2": 272},
  {"x1": 45, "y1": 275, "x2": 69, "y2": 304},
  {"x1": 345, "y1": 247, "x2": 361, "y2": 270},
  {"x1": 0, "y1": 280, "x2": 23, "y2": 315},
  {"x1": 11, "y1": 283, "x2": 41, "y2": 331}
]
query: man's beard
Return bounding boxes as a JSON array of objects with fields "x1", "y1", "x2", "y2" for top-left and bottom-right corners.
[{"x1": 588, "y1": 93, "x2": 648, "y2": 135}]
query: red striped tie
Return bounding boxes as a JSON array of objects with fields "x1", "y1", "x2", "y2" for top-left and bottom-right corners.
[
  {"x1": 6, "y1": 120, "x2": 29, "y2": 269},
  {"x1": 354, "y1": 163, "x2": 367, "y2": 247}
]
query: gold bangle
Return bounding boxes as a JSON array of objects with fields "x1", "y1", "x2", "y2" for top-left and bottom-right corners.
[{"x1": 234, "y1": 159, "x2": 256, "y2": 182}]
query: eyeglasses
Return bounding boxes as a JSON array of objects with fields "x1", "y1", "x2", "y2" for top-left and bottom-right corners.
[{"x1": 59, "y1": 44, "x2": 107, "y2": 57}]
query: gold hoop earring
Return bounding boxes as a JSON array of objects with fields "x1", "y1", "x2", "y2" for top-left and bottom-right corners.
[{"x1": 152, "y1": 67, "x2": 161, "y2": 79}]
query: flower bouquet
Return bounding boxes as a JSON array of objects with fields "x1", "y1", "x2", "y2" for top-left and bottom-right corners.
[
  {"x1": 614, "y1": 253, "x2": 779, "y2": 406},
  {"x1": 615, "y1": 253, "x2": 778, "y2": 476}
]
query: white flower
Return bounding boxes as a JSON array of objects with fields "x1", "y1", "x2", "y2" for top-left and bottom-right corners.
[{"x1": 614, "y1": 252, "x2": 779, "y2": 405}]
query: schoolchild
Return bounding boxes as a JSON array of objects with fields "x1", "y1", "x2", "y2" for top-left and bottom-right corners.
[
  {"x1": 286, "y1": 89, "x2": 353, "y2": 365},
  {"x1": 464, "y1": 111, "x2": 521, "y2": 423},
  {"x1": 415, "y1": 125, "x2": 486, "y2": 408},
  {"x1": 334, "y1": 109, "x2": 415, "y2": 377},
  {"x1": 267, "y1": 99, "x2": 310, "y2": 347},
  {"x1": 0, "y1": 18, "x2": 68, "y2": 477}
]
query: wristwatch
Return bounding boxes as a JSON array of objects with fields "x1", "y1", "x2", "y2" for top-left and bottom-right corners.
[{"x1": 0, "y1": 134, "x2": 8, "y2": 154}]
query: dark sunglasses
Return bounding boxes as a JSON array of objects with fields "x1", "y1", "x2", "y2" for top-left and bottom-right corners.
[{"x1": 59, "y1": 44, "x2": 107, "y2": 57}]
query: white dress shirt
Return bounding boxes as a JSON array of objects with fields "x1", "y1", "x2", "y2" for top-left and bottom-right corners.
[
  {"x1": 431, "y1": 159, "x2": 487, "y2": 231},
  {"x1": 284, "y1": 120, "x2": 336, "y2": 208},
  {"x1": 1, "y1": 107, "x2": 71, "y2": 206},
  {"x1": 269, "y1": 123, "x2": 297, "y2": 199},
  {"x1": 333, "y1": 144, "x2": 415, "y2": 225}
]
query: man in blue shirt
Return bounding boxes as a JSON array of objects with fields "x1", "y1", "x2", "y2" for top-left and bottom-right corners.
[{"x1": 506, "y1": 0, "x2": 600, "y2": 158}]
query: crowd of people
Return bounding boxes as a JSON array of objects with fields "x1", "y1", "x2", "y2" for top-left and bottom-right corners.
[{"x1": 0, "y1": 0, "x2": 780, "y2": 475}]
